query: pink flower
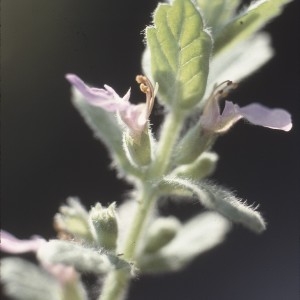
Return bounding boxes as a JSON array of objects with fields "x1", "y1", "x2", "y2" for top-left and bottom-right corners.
[
  {"x1": 0, "y1": 230, "x2": 46, "y2": 254},
  {"x1": 65, "y1": 74, "x2": 157, "y2": 138},
  {"x1": 200, "y1": 81, "x2": 292, "y2": 133},
  {"x1": 0, "y1": 230, "x2": 77, "y2": 284}
]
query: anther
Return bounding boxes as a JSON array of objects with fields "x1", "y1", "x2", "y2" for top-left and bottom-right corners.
[
  {"x1": 140, "y1": 83, "x2": 149, "y2": 94},
  {"x1": 135, "y1": 74, "x2": 156, "y2": 117}
]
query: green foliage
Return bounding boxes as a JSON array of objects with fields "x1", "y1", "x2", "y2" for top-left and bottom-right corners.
[
  {"x1": 89, "y1": 203, "x2": 119, "y2": 251},
  {"x1": 138, "y1": 212, "x2": 231, "y2": 273},
  {"x1": 71, "y1": 88, "x2": 141, "y2": 178},
  {"x1": 72, "y1": 88, "x2": 123, "y2": 156},
  {"x1": 196, "y1": 0, "x2": 241, "y2": 34},
  {"x1": 146, "y1": 0, "x2": 212, "y2": 110},
  {"x1": 37, "y1": 240, "x2": 132, "y2": 275},
  {"x1": 161, "y1": 177, "x2": 266, "y2": 233},
  {"x1": 214, "y1": 0, "x2": 292, "y2": 54},
  {"x1": 1, "y1": 258, "x2": 62, "y2": 300}
]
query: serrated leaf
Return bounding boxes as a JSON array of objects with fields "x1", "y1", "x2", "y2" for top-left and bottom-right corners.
[
  {"x1": 146, "y1": 0, "x2": 212, "y2": 110},
  {"x1": 214, "y1": 0, "x2": 292, "y2": 54},
  {"x1": 138, "y1": 212, "x2": 231, "y2": 273},
  {"x1": 161, "y1": 177, "x2": 266, "y2": 233}
]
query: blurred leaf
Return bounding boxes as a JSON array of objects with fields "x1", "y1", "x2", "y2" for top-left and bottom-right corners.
[
  {"x1": 214, "y1": 0, "x2": 292, "y2": 54},
  {"x1": 1, "y1": 258, "x2": 61, "y2": 300},
  {"x1": 138, "y1": 212, "x2": 231, "y2": 273},
  {"x1": 206, "y1": 32, "x2": 273, "y2": 97},
  {"x1": 196, "y1": 0, "x2": 241, "y2": 34},
  {"x1": 37, "y1": 240, "x2": 132, "y2": 274}
]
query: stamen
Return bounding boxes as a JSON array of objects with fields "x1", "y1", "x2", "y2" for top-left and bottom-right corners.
[
  {"x1": 135, "y1": 74, "x2": 156, "y2": 117},
  {"x1": 212, "y1": 80, "x2": 238, "y2": 102}
]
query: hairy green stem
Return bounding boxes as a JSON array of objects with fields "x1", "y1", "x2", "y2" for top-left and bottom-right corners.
[
  {"x1": 148, "y1": 111, "x2": 185, "y2": 177},
  {"x1": 99, "y1": 111, "x2": 185, "y2": 300}
]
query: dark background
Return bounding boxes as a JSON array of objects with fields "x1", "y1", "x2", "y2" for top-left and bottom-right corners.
[{"x1": 1, "y1": 1, "x2": 299, "y2": 299}]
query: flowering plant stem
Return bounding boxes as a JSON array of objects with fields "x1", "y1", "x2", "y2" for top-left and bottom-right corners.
[{"x1": 99, "y1": 111, "x2": 185, "y2": 300}]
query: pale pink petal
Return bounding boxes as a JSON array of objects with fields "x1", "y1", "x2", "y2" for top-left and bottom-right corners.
[
  {"x1": 200, "y1": 97, "x2": 221, "y2": 130},
  {"x1": 119, "y1": 103, "x2": 148, "y2": 135},
  {"x1": 42, "y1": 262, "x2": 78, "y2": 284},
  {"x1": 0, "y1": 230, "x2": 46, "y2": 254},
  {"x1": 238, "y1": 103, "x2": 292, "y2": 131},
  {"x1": 65, "y1": 73, "x2": 130, "y2": 111},
  {"x1": 66, "y1": 73, "x2": 150, "y2": 136}
]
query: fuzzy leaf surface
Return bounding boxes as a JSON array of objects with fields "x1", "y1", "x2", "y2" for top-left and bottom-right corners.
[
  {"x1": 146, "y1": 0, "x2": 212, "y2": 109},
  {"x1": 1, "y1": 258, "x2": 61, "y2": 300},
  {"x1": 72, "y1": 88, "x2": 139, "y2": 177},
  {"x1": 214, "y1": 0, "x2": 292, "y2": 54},
  {"x1": 196, "y1": 0, "x2": 241, "y2": 34},
  {"x1": 161, "y1": 177, "x2": 266, "y2": 233},
  {"x1": 138, "y1": 212, "x2": 231, "y2": 273}
]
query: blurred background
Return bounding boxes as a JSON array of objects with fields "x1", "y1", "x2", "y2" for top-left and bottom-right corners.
[{"x1": 1, "y1": 0, "x2": 299, "y2": 299}]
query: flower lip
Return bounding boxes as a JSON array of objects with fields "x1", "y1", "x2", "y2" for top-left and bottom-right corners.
[
  {"x1": 65, "y1": 73, "x2": 158, "y2": 137},
  {"x1": 65, "y1": 73, "x2": 131, "y2": 111},
  {"x1": 200, "y1": 80, "x2": 292, "y2": 133}
]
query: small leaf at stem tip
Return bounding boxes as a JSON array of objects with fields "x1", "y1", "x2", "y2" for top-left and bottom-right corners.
[{"x1": 146, "y1": 0, "x2": 213, "y2": 110}]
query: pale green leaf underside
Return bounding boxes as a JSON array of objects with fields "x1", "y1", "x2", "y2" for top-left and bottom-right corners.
[
  {"x1": 146, "y1": 0, "x2": 212, "y2": 110},
  {"x1": 138, "y1": 212, "x2": 231, "y2": 273},
  {"x1": 72, "y1": 88, "x2": 123, "y2": 155},
  {"x1": 214, "y1": 0, "x2": 292, "y2": 54},
  {"x1": 1, "y1": 258, "x2": 61, "y2": 300},
  {"x1": 37, "y1": 240, "x2": 132, "y2": 274},
  {"x1": 72, "y1": 89, "x2": 139, "y2": 177},
  {"x1": 161, "y1": 177, "x2": 266, "y2": 233}
]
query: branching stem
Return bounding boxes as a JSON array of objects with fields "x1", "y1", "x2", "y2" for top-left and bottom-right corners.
[{"x1": 99, "y1": 111, "x2": 185, "y2": 300}]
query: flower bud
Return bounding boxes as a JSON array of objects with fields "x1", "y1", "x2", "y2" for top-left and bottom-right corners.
[
  {"x1": 123, "y1": 127, "x2": 153, "y2": 167},
  {"x1": 54, "y1": 197, "x2": 93, "y2": 242},
  {"x1": 171, "y1": 152, "x2": 218, "y2": 180},
  {"x1": 89, "y1": 203, "x2": 118, "y2": 251},
  {"x1": 143, "y1": 217, "x2": 181, "y2": 253},
  {"x1": 175, "y1": 122, "x2": 215, "y2": 165}
]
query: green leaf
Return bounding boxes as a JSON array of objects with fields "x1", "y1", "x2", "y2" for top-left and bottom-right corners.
[
  {"x1": 214, "y1": 0, "x2": 293, "y2": 54},
  {"x1": 1, "y1": 258, "x2": 62, "y2": 300},
  {"x1": 37, "y1": 240, "x2": 132, "y2": 275},
  {"x1": 206, "y1": 32, "x2": 273, "y2": 96},
  {"x1": 72, "y1": 88, "x2": 140, "y2": 178},
  {"x1": 72, "y1": 88, "x2": 123, "y2": 157},
  {"x1": 171, "y1": 151, "x2": 218, "y2": 180},
  {"x1": 160, "y1": 177, "x2": 266, "y2": 233},
  {"x1": 141, "y1": 216, "x2": 181, "y2": 253},
  {"x1": 196, "y1": 0, "x2": 241, "y2": 34},
  {"x1": 138, "y1": 212, "x2": 231, "y2": 273},
  {"x1": 146, "y1": 0, "x2": 213, "y2": 110},
  {"x1": 54, "y1": 197, "x2": 94, "y2": 242}
]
